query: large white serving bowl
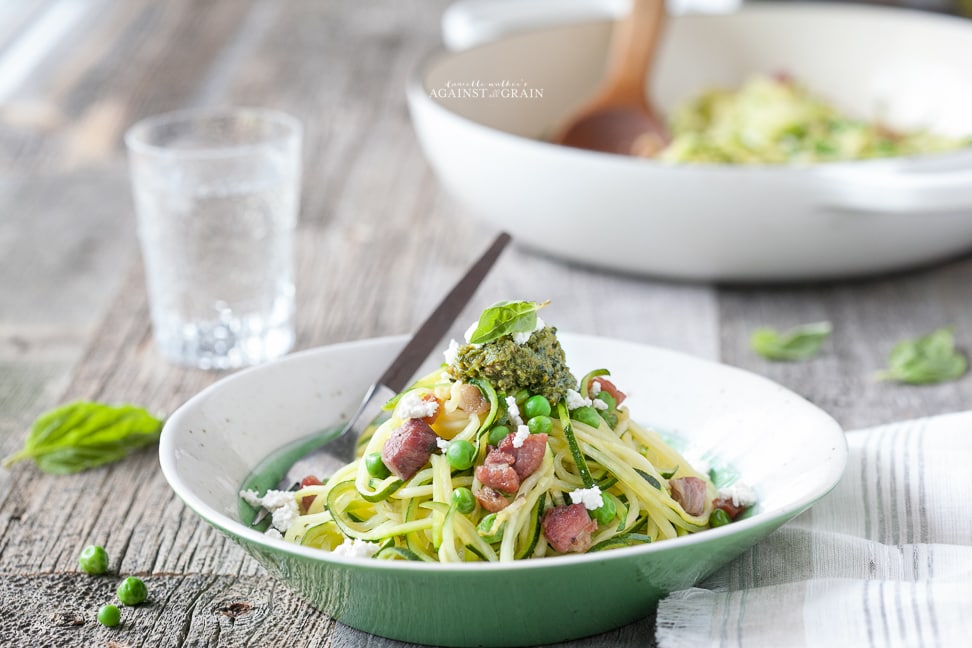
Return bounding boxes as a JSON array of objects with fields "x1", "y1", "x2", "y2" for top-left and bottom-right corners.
[
  {"x1": 159, "y1": 333, "x2": 847, "y2": 646},
  {"x1": 407, "y1": 3, "x2": 972, "y2": 281}
]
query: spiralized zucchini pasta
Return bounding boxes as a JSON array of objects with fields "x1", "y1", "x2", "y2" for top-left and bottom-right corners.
[
  {"x1": 242, "y1": 301, "x2": 754, "y2": 561},
  {"x1": 655, "y1": 74, "x2": 971, "y2": 164}
]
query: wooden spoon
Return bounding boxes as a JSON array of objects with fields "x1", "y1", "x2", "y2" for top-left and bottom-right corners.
[{"x1": 552, "y1": 0, "x2": 669, "y2": 157}]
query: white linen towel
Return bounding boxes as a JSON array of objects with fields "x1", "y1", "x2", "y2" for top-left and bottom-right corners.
[{"x1": 656, "y1": 411, "x2": 972, "y2": 648}]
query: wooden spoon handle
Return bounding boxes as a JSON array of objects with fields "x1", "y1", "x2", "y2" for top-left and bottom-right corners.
[{"x1": 604, "y1": 0, "x2": 667, "y2": 106}]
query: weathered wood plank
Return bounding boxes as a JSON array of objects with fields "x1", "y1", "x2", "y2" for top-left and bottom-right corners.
[
  {"x1": 718, "y1": 257, "x2": 972, "y2": 430},
  {"x1": 0, "y1": 573, "x2": 335, "y2": 647},
  {"x1": 0, "y1": 167, "x2": 136, "y2": 332},
  {"x1": 0, "y1": 571, "x2": 658, "y2": 647}
]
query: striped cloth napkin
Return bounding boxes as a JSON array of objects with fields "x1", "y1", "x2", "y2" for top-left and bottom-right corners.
[{"x1": 656, "y1": 411, "x2": 972, "y2": 648}]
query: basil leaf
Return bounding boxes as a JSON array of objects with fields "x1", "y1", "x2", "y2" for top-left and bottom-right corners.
[
  {"x1": 875, "y1": 328, "x2": 968, "y2": 385},
  {"x1": 468, "y1": 300, "x2": 549, "y2": 345},
  {"x1": 1, "y1": 401, "x2": 163, "y2": 474},
  {"x1": 751, "y1": 321, "x2": 832, "y2": 361}
]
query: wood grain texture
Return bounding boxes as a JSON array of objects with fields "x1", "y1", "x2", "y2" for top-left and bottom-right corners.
[
  {"x1": 717, "y1": 257, "x2": 972, "y2": 429},
  {"x1": 1, "y1": 0, "x2": 971, "y2": 646}
]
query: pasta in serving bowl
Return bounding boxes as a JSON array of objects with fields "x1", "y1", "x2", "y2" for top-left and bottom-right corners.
[
  {"x1": 160, "y1": 308, "x2": 845, "y2": 646},
  {"x1": 245, "y1": 302, "x2": 750, "y2": 563}
]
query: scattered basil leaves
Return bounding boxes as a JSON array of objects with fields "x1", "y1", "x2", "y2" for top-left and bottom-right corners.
[
  {"x1": 875, "y1": 328, "x2": 967, "y2": 385},
  {"x1": 751, "y1": 321, "x2": 832, "y2": 361},
  {"x1": 468, "y1": 300, "x2": 549, "y2": 345},
  {"x1": 1, "y1": 401, "x2": 163, "y2": 474}
]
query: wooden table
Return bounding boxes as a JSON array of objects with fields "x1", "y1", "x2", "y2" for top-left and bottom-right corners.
[{"x1": 1, "y1": 1, "x2": 970, "y2": 645}]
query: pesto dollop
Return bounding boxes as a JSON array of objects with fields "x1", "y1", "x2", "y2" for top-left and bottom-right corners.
[{"x1": 450, "y1": 327, "x2": 576, "y2": 403}]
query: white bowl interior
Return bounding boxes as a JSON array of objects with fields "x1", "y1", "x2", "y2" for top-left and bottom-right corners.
[
  {"x1": 162, "y1": 334, "x2": 846, "y2": 547},
  {"x1": 423, "y1": 5, "x2": 972, "y2": 139}
]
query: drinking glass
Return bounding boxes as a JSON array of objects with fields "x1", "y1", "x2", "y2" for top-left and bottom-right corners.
[{"x1": 125, "y1": 108, "x2": 301, "y2": 370}]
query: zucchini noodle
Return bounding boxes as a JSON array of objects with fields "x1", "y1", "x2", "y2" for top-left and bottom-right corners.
[
  {"x1": 657, "y1": 74, "x2": 971, "y2": 164},
  {"x1": 280, "y1": 371, "x2": 724, "y2": 561}
]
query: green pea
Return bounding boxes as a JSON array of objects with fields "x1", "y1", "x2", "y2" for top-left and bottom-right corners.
[
  {"x1": 446, "y1": 440, "x2": 476, "y2": 471},
  {"x1": 571, "y1": 406, "x2": 602, "y2": 428},
  {"x1": 593, "y1": 493, "x2": 617, "y2": 525},
  {"x1": 523, "y1": 394, "x2": 552, "y2": 419},
  {"x1": 78, "y1": 545, "x2": 109, "y2": 575},
  {"x1": 476, "y1": 513, "x2": 505, "y2": 543},
  {"x1": 595, "y1": 391, "x2": 617, "y2": 410},
  {"x1": 452, "y1": 487, "x2": 476, "y2": 514},
  {"x1": 116, "y1": 576, "x2": 148, "y2": 606},
  {"x1": 365, "y1": 452, "x2": 391, "y2": 479},
  {"x1": 513, "y1": 389, "x2": 531, "y2": 405},
  {"x1": 710, "y1": 508, "x2": 731, "y2": 528},
  {"x1": 527, "y1": 415, "x2": 552, "y2": 435},
  {"x1": 488, "y1": 425, "x2": 509, "y2": 447},
  {"x1": 598, "y1": 410, "x2": 619, "y2": 429},
  {"x1": 97, "y1": 604, "x2": 120, "y2": 627}
]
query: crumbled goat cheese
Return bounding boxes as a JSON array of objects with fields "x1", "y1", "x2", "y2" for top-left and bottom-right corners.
[
  {"x1": 271, "y1": 502, "x2": 298, "y2": 532},
  {"x1": 512, "y1": 424, "x2": 530, "y2": 449},
  {"x1": 511, "y1": 330, "x2": 532, "y2": 345},
  {"x1": 332, "y1": 538, "x2": 381, "y2": 559},
  {"x1": 565, "y1": 389, "x2": 592, "y2": 411},
  {"x1": 592, "y1": 398, "x2": 608, "y2": 411},
  {"x1": 396, "y1": 390, "x2": 438, "y2": 420},
  {"x1": 511, "y1": 316, "x2": 546, "y2": 345},
  {"x1": 569, "y1": 485, "x2": 603, "y2": 510},
  {"x1": 264, "y1": 528, "x2": 283, "y2": 540},
  {"x1": 436, "y1": 437, "x2": 450, "y2": 452},
  {"x1": 463, "y1": 321, "x2": 479, "y2": 344},
  {"x1": 718, "y1": 482, "x2": 757, "y2": 508},
  {"x1": 240, "y1": 488, "x2": 299, "y2": 533},
  {"x1": 240, "y1": 488, "x2": 264, "y2": 508},
  {"x1": 505, "y1": 396, "x2": 523, "y2": 427},
  {"x1": 589, "y1": 380, "x2": 602, "y2": 396},
  {"x1": 444, "y1": 339, "x2": 461, "y2": 366},
  {"x1": 259, "y1": 489, "x2": 296, "y2": 510}
]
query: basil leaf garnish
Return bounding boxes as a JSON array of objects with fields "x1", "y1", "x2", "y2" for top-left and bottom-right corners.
[
  {"x1": 468, "y1": 300, "x2": 548, "y2": 345},
  {"x1": 875, "y1": 328, "x2": 967, "y2": 385},
  {"x1": 751, "y1": 321, "x2": 832, "y2": 361},
  {"x1": 1, "y1": 401, "x2": 163, "y2": 474}
]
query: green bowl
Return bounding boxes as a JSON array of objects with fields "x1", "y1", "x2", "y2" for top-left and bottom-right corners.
[{"x1": 159, "y1": 334, "x2": 846, "y2": 646}]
